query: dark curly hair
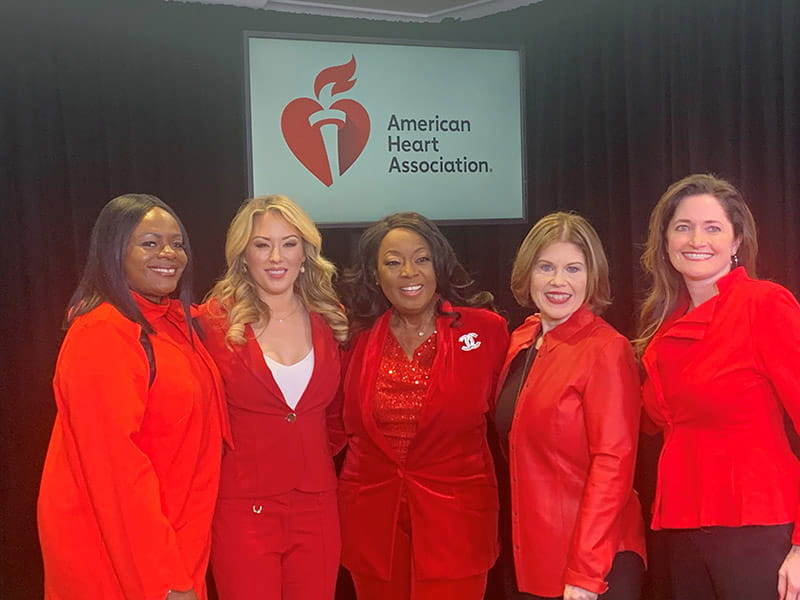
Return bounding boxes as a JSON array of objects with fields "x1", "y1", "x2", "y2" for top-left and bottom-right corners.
[{"x1": 338, "y1": 212, "x2": 496, "y2": 335}]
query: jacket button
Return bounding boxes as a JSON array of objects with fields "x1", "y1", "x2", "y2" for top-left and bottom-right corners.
[{"x1": 285, "y1": 412, "x2": 297, "y2": 422}]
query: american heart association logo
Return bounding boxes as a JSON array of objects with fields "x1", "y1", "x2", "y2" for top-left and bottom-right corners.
[{"x1": 280, "y1": 56, "x2": 371, "y2": 187}]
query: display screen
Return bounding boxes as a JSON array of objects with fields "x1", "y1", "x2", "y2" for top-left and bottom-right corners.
[{"x1": 245, "y1": 32, "x2": 526, "y2": 226}]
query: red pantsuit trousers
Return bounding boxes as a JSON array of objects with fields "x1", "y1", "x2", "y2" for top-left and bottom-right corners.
[
  {"x1": 211, "y1": 489, "x2": 340, "y2": 600},
  {"x1": 350, "y1": 499, "x2": 488, "y2": 600}
]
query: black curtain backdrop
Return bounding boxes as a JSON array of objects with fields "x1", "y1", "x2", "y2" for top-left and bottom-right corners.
[{"x1": 2, "y1": 0, "x2": 798, "y2": 597}]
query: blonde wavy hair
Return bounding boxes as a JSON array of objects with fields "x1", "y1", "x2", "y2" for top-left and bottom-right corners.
[{"x1": 205, "y1": 195, "x2": 348, "y2": 345}]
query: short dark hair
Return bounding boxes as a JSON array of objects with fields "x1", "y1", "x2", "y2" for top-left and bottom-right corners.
[
  {"x1": 65, "y1": 194, "x2": 194, "y2": 333},
  {"x1": 338, "y1": 212, "x2": 495, "y2": 334}
]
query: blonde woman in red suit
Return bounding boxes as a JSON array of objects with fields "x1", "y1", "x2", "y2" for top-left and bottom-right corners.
[
  {"x1": 495, "y1": 212, "x2": 645, "y2": 600},
  {"x1": 337, "y1": 212, "x2": 509, "y2": 600},
  {"x1": 197, "y1": 195, "x2": 348, "y2": 600},
  {"x1": 636, "y1": 174, "x2": 800, "y2": 600}
]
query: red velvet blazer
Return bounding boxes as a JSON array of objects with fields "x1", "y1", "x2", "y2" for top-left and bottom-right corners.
[
  {"x1": 198, "y1": 301, "x2": 344, "y2": 498},
  {"x1": 642, "y1": 268, "x2": 800, "y2": 542},
  {"x1": 498, "y1": 306, "x2": 645, "y2": 596},
  {"x1": 338, "y1": 302, "x2": 509, "y2": 581}
]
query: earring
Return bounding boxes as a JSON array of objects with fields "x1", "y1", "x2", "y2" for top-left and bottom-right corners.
[
  {"x1": 299, "y1": 264, "x2": 305, "y2": 273},
  {"x1": 242, "y1": 263, "x2": 248, "y2": 273},
  {"x1": 731, "y1": 254, "x2": 739, "y2": 269}
]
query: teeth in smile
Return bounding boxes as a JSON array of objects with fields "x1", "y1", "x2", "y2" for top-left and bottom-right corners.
[
  {"x1": 151, "y1": 267, "x2": 176, "y2": 274},
  {"x1": 546, "y1": 293, "x2": 571, "y2": 300},
  {"x1": 683, "y1": 253, "x2": 713, "y2": 260},
  {"x1": 401, "y1": 285, "x2": 422, "y2": 292}
]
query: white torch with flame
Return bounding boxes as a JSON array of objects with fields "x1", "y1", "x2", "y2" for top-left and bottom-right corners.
[{"x1": 309, "y1": 83, "x2": 346, "y2": 184}]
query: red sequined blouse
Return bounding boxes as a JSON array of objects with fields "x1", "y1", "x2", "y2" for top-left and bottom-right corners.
[{"x1": 373, "y1": 329, "x2": 437, "y2": 464}]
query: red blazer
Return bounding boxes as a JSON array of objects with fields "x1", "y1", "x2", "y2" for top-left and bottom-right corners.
[
  {"x1": 498, "y1": 306, "x2": 645, "y2": 596},
  {"x1": 339, "y1": 302, "x2": 509, "y2": 580},
  {"x1": 198, "y1": 301, "x2": 344, "y2": 498},
  {"x1": 642, "y1": 267, "x2": 800, "y2": 542},
  {"x1": 38, "y1": 296, "x2": 229, "y2": 600}
]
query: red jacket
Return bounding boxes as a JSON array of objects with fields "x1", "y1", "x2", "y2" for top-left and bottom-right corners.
[
  {"x1": 38, "y1": 296, "x2": 229, "y2": 600},
  {"x1": 498, "y1": 306, "x2": 645, "y2": 596},
  {"x1": 197, "y1": 301, "x2": 344, "y2": 498},
  {"x1": 642, "y1": 267, "x2": 800, "y2": 542},
  {"x1": 339, "y1": 302, "x2": 509, "y2": 580}
]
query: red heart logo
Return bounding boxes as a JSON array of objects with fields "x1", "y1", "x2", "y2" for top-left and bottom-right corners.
[{"x1": 280, "y1": 57, "x2": 371, "y2": 187}]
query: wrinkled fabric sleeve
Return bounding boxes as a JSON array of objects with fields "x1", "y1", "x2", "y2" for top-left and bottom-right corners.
[
  {"x1": 563, "y1": 335, "x2": 641, "y2": 594},
  {"x1": 752, "y1": 287, "x2": 800, "y2": 545},
  {"x1": 55, "y1": 320, "x2": 193, "y2": 599}
]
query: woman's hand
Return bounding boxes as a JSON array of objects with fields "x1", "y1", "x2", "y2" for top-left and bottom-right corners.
[
  {"x1": 166, "y1": 590, "x2": 198, "y2": 600},
  {"x1": 779, "y1": 545, "x2": 800, "y2": 600},
  {"x1": 563, "y1": 584, "x2": 599, "y2": 600}
]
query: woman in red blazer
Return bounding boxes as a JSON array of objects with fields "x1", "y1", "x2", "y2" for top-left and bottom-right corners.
[
  {"x1": 38, "y1": 194, "x2": 229, "y2": 600},
  {"x1": 337, "y1": 212, "x2": 509, "y2": 600},
  {"x1": 495, "y1": 212, "x2": 645, "y2": 600},
  {"x1": 636, "y1": 174, "x2": 800, "y2": 600},
  {"x1": 197, "y1": 195, "x2": 348, "y2": 600}
]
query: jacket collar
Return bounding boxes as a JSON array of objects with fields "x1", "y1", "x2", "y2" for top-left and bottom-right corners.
[
  {"x1": 542, "y1": 303, "x2": 597, "y2": 347},
  {"x1": 656, "y1": 267, "x2": 748, "y2": 342},
  {"x1": 133, "y1": 291, "x2": 184, "y2": 326},
  {"x1": 239, "y1": 310, "x2": 330, "y2": 405}
]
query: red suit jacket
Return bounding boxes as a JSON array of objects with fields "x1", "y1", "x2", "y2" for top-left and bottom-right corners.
[
  {"x1": 38, "y1": 295, "x2": 229, "y2": 600},
  {"x1": 338, "y1": 302, "x2": 509, "y2": 581},
  {"x1": 498, "y1": 306, "x2": 645, "y2": 596},
  {"x1": 642, "y1": 267, "x2": 800, "y2": 542},
  {"x1": 197, "y1": 301, "x2": 343, "y2": 498}
]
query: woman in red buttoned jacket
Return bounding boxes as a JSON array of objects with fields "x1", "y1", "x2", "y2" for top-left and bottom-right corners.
[
  {"x1": 636, "y1": 174, "x2": 800, "y2": 600},
  {"x1": 197, "y1": 196, "x2": 348, "y2": 600},
  {"x1": 495, "y1": 212, "x2": 645, "y2": 600},
  {"x1": 38, "y1": 194, "x2": 230, "y2": 600},
  {"x1": 337, "y1": 212, "x2": 509, "y2": 600}
]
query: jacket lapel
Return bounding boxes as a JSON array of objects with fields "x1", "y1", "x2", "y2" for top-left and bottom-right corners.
[
  {"x1": 355, "y1": 310, "x2": 403, "y2": 465},
  {"x1": 236, "y1": 323, "x2": 285, "y2": 403}
]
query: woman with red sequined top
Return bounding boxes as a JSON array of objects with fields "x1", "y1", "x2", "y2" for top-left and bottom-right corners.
[{"x1": 337, "y1": 212, "x2": 509, "y2": 600}]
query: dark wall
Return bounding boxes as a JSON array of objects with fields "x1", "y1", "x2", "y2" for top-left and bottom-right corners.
[{"x1": 2, "y1": 0, "x2": 798, "y2": 597}]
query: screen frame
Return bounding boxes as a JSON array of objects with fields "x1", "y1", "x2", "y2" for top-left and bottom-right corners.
[{"x1": 243, "y1": 30, "x2": 528, "y2": 228}]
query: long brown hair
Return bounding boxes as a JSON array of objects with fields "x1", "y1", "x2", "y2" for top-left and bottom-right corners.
[{"x1": 634, "y1": 174, "x2": 757, "y2": 356}]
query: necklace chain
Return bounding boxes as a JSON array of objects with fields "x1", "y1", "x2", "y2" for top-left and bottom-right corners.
[{"x1": 270, "y1": 302, "x2": 300, "y2": 323}]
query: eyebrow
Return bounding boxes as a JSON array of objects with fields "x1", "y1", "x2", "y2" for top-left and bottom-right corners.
[
  {"x1": 136, "y1": 231, "x2": 183, "y2": 238},
  {"x1": 252, "y1": 234, "x2": 300, "y2": 241},
  {"x1": 536, "y1": 259, "x2": 585, "y2": 265},
  {"x1": 672, "y1": 218, "x2": 724, "y2": 224},
  {"x1": 383, "y1": 246, "x2": 429, "y2": 254}
]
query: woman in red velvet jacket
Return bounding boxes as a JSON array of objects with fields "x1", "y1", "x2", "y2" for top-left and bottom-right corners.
[
  {"x1": 495, "y1": 212, "x2": 645, "y2": 600},
  {"x1": 39, "y1": 194, "x2": 229, "y2": 600},
  {"x1": 198, "y1": 195, "x2": 348, "y2": 600},
  {"x1": 337, "y1": 212, "x2": 509, "y2": 600},
  {"x1": 636, "y1": 174, "x2": 800, "y2": 600}
]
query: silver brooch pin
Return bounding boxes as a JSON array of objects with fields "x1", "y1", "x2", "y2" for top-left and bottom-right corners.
[{"x1": 459, "y1": 332, "x2": 482, "y2": 351}]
